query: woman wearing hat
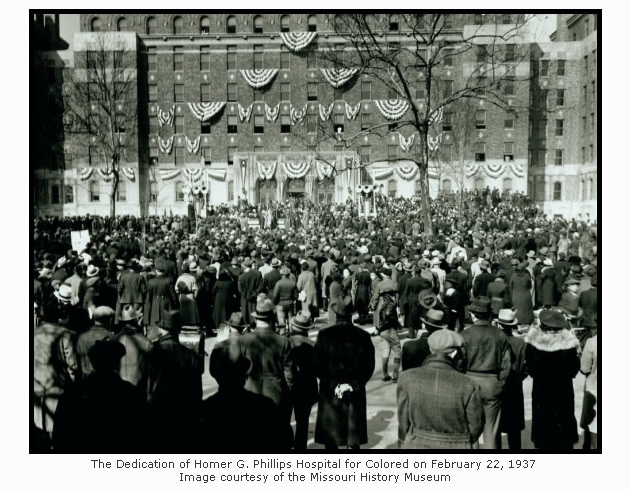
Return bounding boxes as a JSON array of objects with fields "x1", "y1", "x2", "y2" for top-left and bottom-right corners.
[
  {"x1": 327, "y1": 270, "x2": 345, "y2": 326},
  {"x1": 525, "y1": 310, "x2": 580, "y2": 449},
  {"x1": 212, "y1": 270, "x2": 238, "y2": 330},
  {"x1": 539, "y1": 258, "x2": 556, "y2": 308},
  {"x1": 509, "y1": 261, "x2": 534, "y2": 328}
]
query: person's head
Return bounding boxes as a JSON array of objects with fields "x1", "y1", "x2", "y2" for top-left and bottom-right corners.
[
  {"x1": 88, "y1": 340, "x2": 126, "y2": 374},
  {"x1": 301, "y1": 262, "x2": 310, "y2": 272},
  {"x1": 209, "y1": 345, "x2": 252, "y2": 390},
  {"x1": 251, "y1": 297, "x2": 275, "y2": 327},
  {"x1": 469, "y1": 296, "x2": 492, "y2": 321},
  {"x1": 93, "y1": 306, "x2": 115, "y2": 328},
  {"x1": 428, "y1": 329, "x2": 464, "y2": 357},
  {"x1": 496, "y1": 309, "x2": 519, "y2": 334},
  {"x1": 421, "y1": 309, "x2": 447, "y2": 332},
  {"x1": 538, "y1": 309, "x2": 569, "y2": 333},
  {"x1": 159, "y1": 310, "x2": 184, "y2": 336}
]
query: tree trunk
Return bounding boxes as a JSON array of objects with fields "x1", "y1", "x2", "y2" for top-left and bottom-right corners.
[
  {"x1": 109, "y1": 169, "x2": 119, "y2": 218},
  {"x1": 417, "y1": 164, "x2": 432, "y2": 236}
]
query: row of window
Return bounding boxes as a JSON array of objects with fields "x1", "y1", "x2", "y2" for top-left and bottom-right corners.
[
  {"x1": 47, "y1": 182, "x2": 129, "y2": 204},
  {"x1": 528, "y1": 146, "x2": 595, "y2": 166}
]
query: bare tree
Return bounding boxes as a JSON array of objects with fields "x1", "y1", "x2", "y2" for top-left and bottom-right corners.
[
  {"x1": 63, "y1": 32, "x2": 138, "y2": 217},
  {"x1": 302, "y1": 13, "x2": 537, "y2": 235}
]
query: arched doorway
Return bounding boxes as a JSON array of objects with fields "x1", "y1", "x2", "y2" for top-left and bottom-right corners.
[
  {"x1": 257, "y1": 179, "x2": 277, "y2": 204},
  {"x1": 316, "y1": 179, "x2": 335, "y2": 204},
  {"x1": 286, "y1": 178, "x2": 306, "y2": 199}
]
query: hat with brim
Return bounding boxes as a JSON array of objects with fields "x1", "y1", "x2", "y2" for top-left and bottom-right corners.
[
  {"x1": 470, "y1": 296, "x2": 491, "y2": 314},
  {"x1": 88, "y1": 340, "x2": 126, "y2": 368},
  {"x1": 422, "y1": 308, "x2": 446, "y2": 330},
  {"x1": 86, "y1": 265, "x2": 100, "y2": 278},
  {"x1": 291, "y1": 311, "x2": 313, "y2": 331},
  {"x1": 226, "y1": 312, "x2": 245, "y2": 329},
  {"x1": 418, "y1": 290, "x2": 438, "y2": 309},
  {"x1": 404, "y1": 263, "x2": 414, "y2": 272},
  {"x1": 160, "y1": 310, "x2": 184, "y2": 331},
  {"x1": 556, "y1": 304, "x2": 583, "y2": 320},
  {"x1": 54, "y1": 284, "x2": 72, "y2": 303},
  {"x1": 526, "y1": 251, "x2": 536, "y2": 258},
  {"x1": 120, "y1": 304, "x2": 142, "y2": 322},
  {"x1": 251, "y1": 298, "x2": 275, "y2": 320},
  {"x1": 539, "y1": 310, "x2": 569, "y2": 330},
  {"x1": 564, "y1": 278, "x2": 581, "y2": 287},
  {"x1": 116, "y1": 259, "x2": 126, "y2": 270},
  {"x1": 271, "y1": 258, "x2": 281, "y2": 267},
  {"x1": 497, "y1": 309, "x2": 518, "y2": 326}
]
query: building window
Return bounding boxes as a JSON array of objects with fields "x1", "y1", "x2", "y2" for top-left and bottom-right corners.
[
  {"x1": 443, "y1": 112, "x2": 453, "y2": 131},
  {"x1": 148, "y1": 84, "x2": 158, "y2": 103},
  {"x1": 280, "y1": 45, "x2": 290, "y2": 70},
  {"x1": 227, "y1": 45, "x2": 237, "y2": 70},
  {"x1": 557, "y1": 59, "x2": 565, "y2": 76},
  {"x1": 388, "y1": 86, "x2": 398, "y2": 100},
  {"x1": 226, "y1": 16, "x2": 236, "y2": 34},
  {"x1": 504, "y1": 142, "x2": 514, "y2": 162},
  {"x1": 585, "y1": 18, "x2": 589, "y2": 35},
  {"x1": 504, "y1": 111, "x2": 514, "y2": 129},
  {"x1": 334, "y1": 113, "x2": 344, "y2": 134},
  {"x1": 442, "y1": 179, "x2": 452, "y2": 192},
  {"x1": 227, "y1": 83, "x2": 237, "y2": 102},
  {"x1": 538, "y1": 149, "x2": 547, "y2": 166},
  {"x1": 474, "y1": 177, "x2": 484, "y2": 190},
  {"x1": 150, "y1": 182, "x2": 158, "y2": 203},
  {"x1": 281, "y1": 114, "x2": 291, "y2": 133},
  {"x1": 503, "y1": 177, "x2": 512, "y2": 191},
  {"x1": 334, "y1": 87, "x2": 344, "y2": 101},
  {"x1": 540, "y1": 60, "x2": 549, "y2": 77},
  {"x1": 91, "y1": 17, "x2": 102, "y2": 32},
  {"x1": 254, "y1": 45, "x2": 264, "y2": 70},
  {"x1": 581, "y1": 146, "x2": 586, "y2": 163},
  {"x1": 281, "y1": 146, "x2": 290, "y2": 154},
  {"x1": 476, "y1": 44, "x2": 487, "y2": 64},
  {"x1": 502, "y1": 14, "x2": 512, "y2": 24},
  {"x1": 280, "y1": 83, "x2": 290, "y2": 101},
  {"x1": 503, "y1": 77, "x2": 515, "y2": 96},
  {"x1": 415, "y1": 80, "x2": 425, "y2": 99},
  {"x1": 386, "y1": 145, "x2": 397, "y2": 163},
  {"x1": 307, "y1": 82, "x2": 317, "y2": 101},
  {"x1": 389, "y1": 14, "x2": 399, "y2": 31},
  {"x1": 117, "y1": 17, "x2": 127, "y2": 32},
  {"x1": 475, "y1": 110, "x2": 486, "y2": 129},
  {"x1": 90, "y1": 181, "x2": 100, "y2": 201},
  {"x1": 201, "y1": 121, "x2": 211, "y2": 134},
  {"x1": 88, "y1": 146, "x2": 98, "y2": 166},
  {"x1": 174, "y1": 147, "x2": 184, "y2": 165},
  {"x1": 443, "y1": 14, "x2": 453, "y2": 29},
  {"x1": 173, "y1": 46, "x2": 183, "y2": 71},
  {"x1": 116, "y1": 180, "x2": 127, "y2": 202},
  {"x1": 444, "y1": 48, "x2": 454, "y2": 67},
  {"x1": 505, "y1": 44, "x2": 516, "y2": 62},
  {"x1": 553, "y1": 182, "x2": 562, "y2": 200},
  {"x1": 475, "y1": 142, "x2": 486, "y2": 162},
  {"x1": 253, "y1": 15, "x2": 263, "y2": 33},
  {"x1": 202, "y1": 147, "x2": 211, "y2": 164},
  {"x1": 176, "y1": 182, "x2": 185, "y2": 201},
  {"x1": 50, "y1": 184, "x2": 60, "y2": 204},
  {"x1": 148, "y1": 48, "x2": 157, "y2": 72},
  {"x1": 307, "y1": 50, "x2": 317, "y2": 69},
  {"x1": 254, "y1": 115, "x2": 264, "y2": 134},
  {"x1": 227, "y1": 147, "x2": 237, "y2": 165},
  {"x1": 115, "y1": 114, "x2": 126, "y2": 134},
  {"x1": 443, "y1": 80, "x2": 453, "y2": 99},
  {"x1": 528, "y1": 149, "x2": 533, "y2": 166},
  {"x1": 360, "y1": 145, "x2": 371, "y2": 165},
  {"x1": 361, "y1": 113, "x2": 371, "y2": 131},
  {"x1": 554, "y1": 149, "x2": 564, "y2": 165},
  {"x1": 388, "y1": 180, "x2": 397, "y2": 197},
  {"x1": 200, "y1": 16, "x2": 210, "y2": 34},
  {"x1": 173, "y1": 16, "x2": 184, "y2": 35},
  {"x1": 441, "y1": 144, "x2": 453, "y2": 161},
  {"x1": 150, "y1": 147, "x2": 159, "y2": 166},
  {"x1": 415, "y1": 179, "x2": 422, "y2": 196},
  {"x1": 473, "y1": 14, "x2": 484, "y2": 25},
  {"x1": 200, "y1": 47, "x2": 210, "y2": 70},
  {"x1": 555, "y1": 119, "x2": 564, "y2": 136},
  {"x1": 539, "y1": 119, "x2": 547, "y2": 138},
  {"x1": 227, "y1": 114, "x2": 238, "y2": 134},
  {"x1": 590, "y1": 113, "x2": 595, "y2": 132},
  {"x1": 556, "y1": 89, "x2": 565, "y2": 106},
  {"x1": 589, "y1": 144, "x2": 594, "y2": 161},
  {"x1": 281, "y1": 15, "x2": 290, "y2": 32},
  {"x1": 583, "y1": 84, "x2": 588, "y2": 104},
  {"x1": 199, "y1": 83, "x2": 211, "y2": 102},
  {"x1": 65, "y1": 185, "x2": 74, "y2": 204},
  {"x1": 307, "y1": 114, "x2": 317, "y2": 133},
  {"x1": 174, "y1": 84, "x2": 184, "y2": 103},
  {"x1": 173, "y1": 115, "x2": 183, "y2": 134},
  {"x1": 417, "y1": 47, "x2": 427, "y2": 64},
  {"x1": 146, "y1": 17, "x2": 157, "y2": 35},
  {"x1": 476, "y1": 76, "x2": 487, "y2": 96},
  {"x1": 308, "y1": 15, "x2": 317, "y2": 32}
]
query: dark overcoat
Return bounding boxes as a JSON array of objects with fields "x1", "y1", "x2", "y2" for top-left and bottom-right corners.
[
  {"x1": 539, "y1": 267, "x2": 557, "y2": 307},
  {"x1": 499, "y1": 335, "x2": 528, "y2": 433},
  {"x1": 401, "y1": 332, "x2": 431, "y2": 371},
  {"x1": 238, "y1": 269, "x2": 263, "y2": 324},
  {"x1": 289, "y1": 334, "x2": 318, "y2": 407},
  {"x1": 353, "y1": 271, "x2": 372, "y2": 313},
  {"x1": 143, "y1": 275, "x2": 178, "y2": 327},
  {"x1": 314, "y1": 322, "x2": 375, "y2": 447},
  {"x1": 487, "y1": 279, "x2": 509, "y2": 315},
  {"x1": 403, "y1": 276, "x2": 426, "y2": 331},
  {"x1": 213, "y1": 278, "x2": 238, "y2": 328},
  {"x1": 510, "y1": 270, "x2": 534, "y2": 324}
]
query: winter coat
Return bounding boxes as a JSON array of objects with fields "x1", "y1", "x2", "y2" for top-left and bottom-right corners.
[
  {"x1": 510, "y1": 270, "x2": 534, "y2": 324},
  {"x1": 353, "y1": 271, "x2": 372, "y2": 313},
  {"x1": 499, "y1": 335, "x2": 528, "y2": 433},
  {"x1": 487, "y1": 279, "x2": 509, "y2": 315},
  {"x1": 539, "y1": 267, "x2": 556, "y2": 307},
  {"x1": 525, "y1": 327, "x2": 580, "y2": 449},
  {"x1": 213, "y1": 278, "x2": 238, "y2": 328},
  {"x1": 297, "y1": 270, "x2": 318, "y2": 309},
  {"x1": 327, "y1": 280, "x2": 345, "y2": 325},
  {"x1": 143, "y1": 275, "x2": 178, "y2": 327}
]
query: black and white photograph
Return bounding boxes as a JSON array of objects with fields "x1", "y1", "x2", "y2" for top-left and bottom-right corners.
[{"x1": 31, "y1": 11, "x2": 599, "y2": 453}]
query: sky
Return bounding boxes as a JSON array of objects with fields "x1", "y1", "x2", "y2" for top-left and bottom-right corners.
[{"x1": 58, "y1": 13, "x2": 557, "y2": 50}]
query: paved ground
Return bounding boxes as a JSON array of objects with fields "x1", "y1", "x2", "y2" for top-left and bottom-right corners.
[{"x1": 199, "y1": 315, "x2": 587, "y2": 450}]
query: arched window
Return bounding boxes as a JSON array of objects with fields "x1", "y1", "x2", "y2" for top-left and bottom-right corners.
[
  {"x1": 387, "y1": 179, "x2": 397, "y2": 197},
  {"x1": 442, "y1": 179, "x2": 452, "y2": 192},
  {"x1": 91, "y1": 17, "x2": 102, "y2": 32},
  {"x1": 308, "y1": 15, "x2": 317, "y2": 32},
  {"x1": 226, "y1": 16, "x2": 236, "y2": 34},
  {"x1": 146, "y1": 17, "x2": 157, "y2": 35},
  {"x1": 173, "y1": 16, "x2": 184, "y2": 34},
  {"x1": 117, "y1": 17, "x2": 127, "y2": 32},
  {"x1": 280, "y1": 15, "x2": 290, "y2": 32},
  {"x1": 474, "y1": 177, "x2": 484, "y2": 190},
  {"x1": 253, "y1": 15, "x2": 263, "y2": 33},
  {"x1": 116, "y1": 180, "x2": 127, "y2": 202},
  {"x1": 200, "y1": 16, "x2": 210, "y2": 34},
  {"x1": 389, "y1": 14, "x2": 399, "y2": 31},
  {"x1": 503, "y1": 177, "x2": 512, "y2": 191},
  {"x1": 553, "y1": 182, "x2": 562, "y2": 200},
  {"x1": 89, "y1": 181, "x2": 100, "y2": 202}
]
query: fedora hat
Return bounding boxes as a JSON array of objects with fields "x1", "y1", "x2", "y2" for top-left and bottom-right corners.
[
  {"x1": 556, "y1": 301, "x2": 583, "y2": 320},
  {"x1": 403, "y1": 262, "x2": 414, "y2": 272},
  {"x1": 526, "y1": 250, "x2": 536, "y2": 258},
  {"x1": 291, "y1": 311, "x2": 313, "y2": 331},
  {"x1": 226, "y1": 312, "x2": 245, "y2": 329},
  {"x1": 54, "y1": 284, "x2": 72, "y2": 303},
  {"x1": 539, "y1": 309, "x2": 569, "y2": 330},
  {"x1": 271, "y1": 258, "x2": 281, "y2": 267},
  {"x1": 251, "y1": 297, "x2": 275, "y2": 320},
  {"x1": 86, "y1": 264, "x2": 100, "y2": 278},
  {"x1": 497, "y1": 309, "x2": 518, "y2": 326},
  {"x1": 479, "y1": 259, "x2": 490, "y2": 271},
  {"x1": 120, "y1": 304, "x2": 142, "y2": 322},
  {"x1": 88, "y1": 340, "x2": 126, "y2": 368},
  {"x1": 470, "y1": 296, "x2": 491, "y2": 314},
  {"x1": 116, "y1": 259, "x2": 126, "y2": 270},
  {"x1": 422, "y1": 309, "x2": 446, "y2": 330},
  {"x1": 160, "y1": 310, "x2": 184, "y2": 332},
  {"x1": 418, "y1": 290, "x2": 438, "y2": 309}
]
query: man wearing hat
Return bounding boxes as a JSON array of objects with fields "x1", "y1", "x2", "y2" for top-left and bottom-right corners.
[
  {"x1": 397, "y1": 329, "x2": 484, "y2": 449},
  {"x1": 314, "y1": 297, "x2": 375, "y2": 449},
  {"x1": 116, "y1": 260, "x2": 147, "y2": 326},
  {"x1": 238, "y1": 296, "x2": 295, "y2": 448},
  {"x1": 525, "y1": 310, "x2": 580, "y2": 449},
  {"x1": 112, "y1": 303, "x2": 153, "y2": 391},
  {"x1": 472, "y1": 259, "x2": 495, "y2": 300},
  {"x1": 461, "y1": 296, "x2": 511, "y2": 449},
  {"x1": 495, "y1": 309, "x2": 527, "y2": 449},
  {"x1": 402, "y1": 309, "x2": 448, "y2": 371},
  {"x1": 510, "y1": 261, "x2": 535, "y2": 327},
  {"x1": 288, "y1": 311, "x2": 318, "y2": 450},
  {"x1": 237, "y1": 258, "x2": 263, "y2": 324},
  {"x1": 353, "y1": 263, "x2": 372, "y2": 326},
  {"x1": 262, "y1": 257, "x2": 282, "y2": 295},
  {"x1": 579, "y1": 272, "x2": 597, "y2": 337},
  {"x1": 75, "y1": 306, "x2": 115, "y2": 380},
  {"x1": 147, "y1": 311, "x2": 203, "y2": 450},
  {"x1": 143, "y1": 260, "x2": 178, "y2": 339},
  {"x1": 272, "y1": 266, "x2": 298, "y2": 331},
  {"x1": 320, "y1": 252, "x2": 337, "y2": 310},
  {"x1": 297, "y1": 261, "x2": 318, "y2": 319}
]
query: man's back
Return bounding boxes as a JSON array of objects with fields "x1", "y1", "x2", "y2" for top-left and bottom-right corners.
[{"x1": 461, "y1": 321, "x2": 509, "y2": 375}]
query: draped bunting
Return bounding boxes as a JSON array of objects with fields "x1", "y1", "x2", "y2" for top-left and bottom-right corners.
[
  {"x1": 257, "y1": 161, "x2": 277, "y2": 181},
  {"x1": 398, "y1": 133, "x2": 415, "y2": 152},
  {"x1": 207, "y1": 169, "x2": 227, "y2": 180},
  {"x1": 185, "y1": 135, "x2": 201, "y2": 154},
  {"x1": 265, "y1": 103, "x2": 280, "y2": 122},
  {"x1": 371, "y1": 167, "x2": 394, "y2": 180},
  {"x1": 374, "y1": 99, "x2": 409, "y2": 120},
  {"x1": 158, "y1": 169, "x2": 181, "y2": 180},
  {"x1": 356, "y1": 184, "x2": 379, "y2": 194},
  {"x1": 280, "y1": 32, "x2": 317, "y2": 52},
  {"x1": 429, "y1": 106, "x2": 444, "y2": 126},
  {"x1": 290, "y1": 102, "x2": 308, "y2": 125},
  {"x1": 97, "y1": 168, "x2": 113, "y2": 182},
  {"x1": 187, "y1": 102, "x2": 226, "y2": 122},
  {"x1": 465, "y1": 163, "x2": 480, "y2": 178},
  {"x1": 319, "y1": 102, "x2": 334, "y2": 122},
  {"x1": 394, "y1": 164, "x2": 419, "y2": 181},
  {"x1": 240, "y1": 69, "x2": 279, "y2": 89},
  {"x1": 121, "y1": 167, "x2": 135, "y2": 181},
  {"x1": 79, "y1": 168, "x2": 93, "y2": 181},
  {"x1": 157, "y1": 105, "x2": 175, "y2": 127},
  {"x1": 281, "y1": 160, "x2": 311, "y2": 179},
  {"x1": 345, "y1": 102, "x2": 360, "y2": 120},
  {"x1": 238, "y1": 103, "x2": 253, "y2": 122},
  {"x1": 510, "y1": 163, "x2": 525, "y2": 178},
  {"x1": 158, "y1": 135, "x2": 174, "y2": 154},
  {"x1": 182, "y1": 168, "x2": 204, "y2": 182},
  {"x1": 320, "y1": 68, "x2": 358, "y2": 88},
  {"x1": 427, "y1": 132, "x2": 443, "y2": 153},
  {"x1": 315, "y1": 160, "x2": 335, "y2": 181},
  {"x1": 482, "y1": 164, "x2": 507, "y2": 179}
]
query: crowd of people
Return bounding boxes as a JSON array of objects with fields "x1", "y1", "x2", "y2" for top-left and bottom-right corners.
[{"x1": 33, "y1": 188, "x2": 598, "y2": 451}]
